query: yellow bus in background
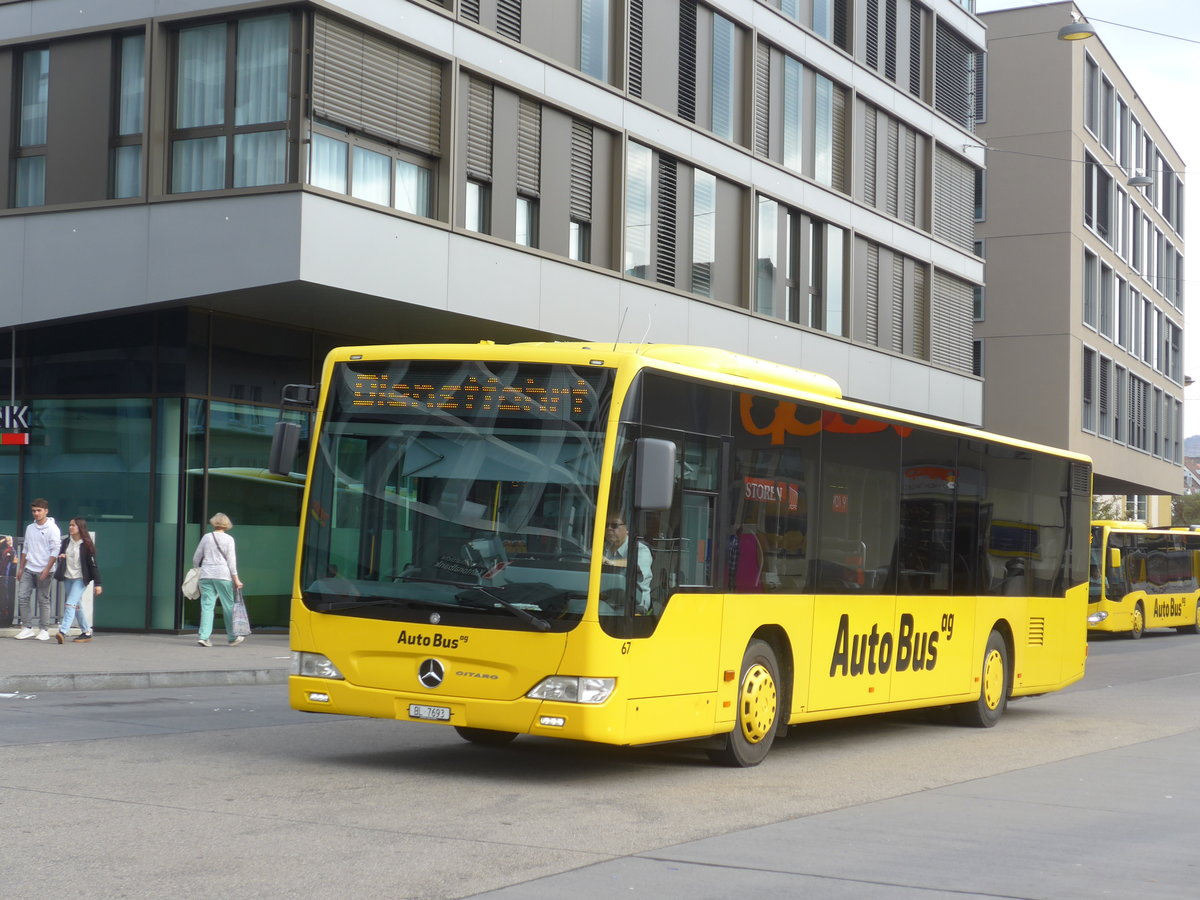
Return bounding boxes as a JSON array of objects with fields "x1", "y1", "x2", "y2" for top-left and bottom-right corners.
[
  {"x1": 279, "y1": 343, "x2": 1092, "y2": 766},
  {"x1": 1088, "y1": 521, "x2": 1200, "y2": 638}
]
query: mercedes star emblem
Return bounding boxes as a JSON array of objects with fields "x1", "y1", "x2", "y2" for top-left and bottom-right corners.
[{"x1": 418, "y1": 658, "x2": 445, "y2": 688}]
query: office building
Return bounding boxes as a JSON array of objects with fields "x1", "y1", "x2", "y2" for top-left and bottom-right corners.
[
  {"x1": 975, "y1": 2, "x2": 1186, "y2": 523},
  {"x1": 2, "y1": 0, "x2": 985, "y2": 629}
]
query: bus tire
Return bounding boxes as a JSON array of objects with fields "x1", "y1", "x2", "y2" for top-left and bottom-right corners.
[
  {"x1": 454, "y1": 726, "x2": 518, "y2": 746},
  {"x1": 1129, "y1": 602, "x2": 1145, "y2": 639},
  {"x1": 954, "y1": 630, "x2": 1009, "y2": 728},
  {"x1": 1175, "y1": 602, "x2": 1200, "y2": 635},
  {"x1": 707, "y1": 639, "x2": 780, "y2": 767}
]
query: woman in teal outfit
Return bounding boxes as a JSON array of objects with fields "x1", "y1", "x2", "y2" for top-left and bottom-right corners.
[{"x1": 192, "y1": 512, "x2": 244, "y2": 647}]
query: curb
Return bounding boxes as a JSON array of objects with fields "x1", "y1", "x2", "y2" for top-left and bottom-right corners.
[{"x1": 0, "y1": 668, "x2": 288, "y2": 694}]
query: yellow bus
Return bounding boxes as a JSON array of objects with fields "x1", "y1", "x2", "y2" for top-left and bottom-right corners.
[
  {"x1": 1088, "y1": 521, "x2": 1200, "y2": 638},
  {"x1": 277, "y1": 343, "x2": 1092, "y2": 766}
]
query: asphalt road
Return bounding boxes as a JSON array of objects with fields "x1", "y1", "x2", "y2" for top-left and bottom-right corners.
[{"x1": 1, "y1": 631, "x2": 1198, "y2": 899}]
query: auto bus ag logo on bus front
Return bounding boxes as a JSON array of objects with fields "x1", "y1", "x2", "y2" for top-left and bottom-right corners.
[
  {"x1": 829, "y1": 612, "x2": 955, "y2": 677},
  {"x1": 397, "y1": 629, "x2": 466, "y2": 650}
]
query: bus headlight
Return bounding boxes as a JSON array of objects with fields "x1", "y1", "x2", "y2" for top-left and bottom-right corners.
[
  {"x1": 290, "y1": 651, "x2": 345, "y2": 680},
  {"x1": 1087, "y1": 611, "x2": 1109, "y2": 624},
  {"x1": 527, "y1": 676, "x2": 615, "y2": 704}
]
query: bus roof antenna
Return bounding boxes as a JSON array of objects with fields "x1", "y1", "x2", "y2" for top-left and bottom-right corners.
[
  {"x1": 637, "y1": 313, "x2": 652, "y2": 351},
  {"x1": 613, "y1": 307, "x2": 629, "y2": 351}
]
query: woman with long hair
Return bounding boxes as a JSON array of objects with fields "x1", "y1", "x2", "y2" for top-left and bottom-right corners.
[{"x1": 54, "y1": 517, "x2": 102, "y2": 643}]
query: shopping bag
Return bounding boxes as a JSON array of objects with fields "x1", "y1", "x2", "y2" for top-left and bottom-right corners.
[
  {"x1": 181, "y1": 567, "x2": 201, "y2": 600},
  {"x1": 232, "y1": 590, "x2": 252, "y2": 637}
]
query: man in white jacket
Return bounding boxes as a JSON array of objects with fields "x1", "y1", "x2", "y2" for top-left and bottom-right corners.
[{"x1": 14, "y1": 498, "x2": 62, "y2": 641}]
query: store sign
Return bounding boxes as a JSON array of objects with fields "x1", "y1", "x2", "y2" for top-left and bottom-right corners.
[{"x1": 1, "y1": 405, "x2": 30, "y2": 445}]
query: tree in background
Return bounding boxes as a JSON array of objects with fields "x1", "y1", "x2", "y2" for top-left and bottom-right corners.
[{"x1": 1172, "y1": 494, "x2": 1200, "y2": 526}]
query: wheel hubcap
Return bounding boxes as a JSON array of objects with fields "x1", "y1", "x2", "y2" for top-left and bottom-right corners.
[
  {"x1": 739, "y1": 663, "x2": 778, "y2": 744},
  {"x1": 981, "y1": 648, "x2": 1004, "y2": 710}
]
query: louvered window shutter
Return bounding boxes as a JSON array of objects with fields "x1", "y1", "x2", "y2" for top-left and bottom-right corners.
[
  {"x1": 677, "y1": 1, "x2": 698, "y2": 123},
  {"x1": 516, "y1": 97, "x2": 541, "y2": 195},
  {"x1": 629, "y1": 0, "x2": 644, "y2": 98},
  {"x1": 931, "y1": 271, "x2": 973, "y2": 371},
  {"x1": 496, "y1": 0, "x2": 522, "y2": 42},
  {"x1": 865, "y1": 0, "x2": 879, "y2": 69},
  {"x1": 466, "y1": 78, "x2": 493, "y2": 180},
  {"x1": 312, "y1": 15, "x2": 441, "y2": 155},
  {"x1": 754, "y1": 41, "x2": 771, "y2": 157},
  {"x1": 656, "y1": 156, "x2": 678, "y2": 287},
  {"x1": 831, "y1": 83, "x2": 846, "y2": 191},
  {"x1": 908, "y1": 3, "x2": 922, "y2": 98},
  {"x1": 933, "y1": 146, "x2": 973, "y2": 250},
  {"x1": 885, "y1": 117, "x2": 899, "y2": 217},
  {"x1": 903, "y1": 127, "x2": 917, "y2": 225},
  {"x1": 935, "y1": 21, "x2": 974, "y2": 130},
  {"x1": 891, "y1": 255, "x2": 906, "y2": 353},
  {"x1": 863, "y1": 105, "x2": 877, "y2": 207},
  {"x1": 865, "y1": 241, "x2": 880, "y2": 345},
  {"x1": 913, "y1": 262, "x2": 928, "y2": 359},
  {"x1": 884, "y1": 0, "x2": 897, "y2": 82},
  {"x1": 461, "y1": 0, "x2": 480, "y2": 23},
  {"x1": 570, "y1": 120, "x2": 593, "y2": 221}
]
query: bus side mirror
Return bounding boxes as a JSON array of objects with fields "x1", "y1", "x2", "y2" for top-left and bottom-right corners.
[
  {"x1": 1109, "y1": 548, "x2": 1121, "y2": 569},
  {"x1": 634, "y1": 438, "x2": 676, "y2": 511},
  {"x1": 268, "y1": 421, "x2": 302, "y2": 476}
]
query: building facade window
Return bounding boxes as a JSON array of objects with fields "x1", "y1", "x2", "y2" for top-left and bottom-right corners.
[
  {"x1": 711, "y1": 13, "x2": 736, "y2": 142},
  {"x1": 310, "y1": 15, "x2": 443, "y2": 217},
  {"x1": 1083, "y1": 153, "x2": 1111, "y2": 240},
  {"x1": 171, "y1": 13, "x2": 292, "y2": 193},
  {"x1": 1082, "y1": 249, "x2": 1097, "y2": 327},
  {"x1": 466, "y1": 179, "x2": 490, "y2": 233},
  {"x1": 1081, "y1": 346, "x2": 1096, "y2": 433},
  {"x1": 624, "y1": 142, "x2": 653, "y2": 278},
  {"x1": 579, "y1": 0, "x2": 610, "y2": 81},
  {"x1": 692, "y1": 169, "x2": 716, "y2": 297},
  {"x1": 112, "y1": 34, "x2": 146, "y2": 199},
  {"x1": 757, "y1": 195, "x2": 847, "y2": 338},
  {"x1": 15, "y1": 48, "x2": 50, "y2": 207}
]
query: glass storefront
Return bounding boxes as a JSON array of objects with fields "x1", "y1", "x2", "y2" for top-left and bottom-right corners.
[{"x1": 3, "y1": 310, "x2": 322, "y2": 632}]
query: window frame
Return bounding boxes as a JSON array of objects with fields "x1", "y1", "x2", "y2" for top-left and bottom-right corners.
[{"x1": 168, "y1": 12, "x2": 297, "y2": 195}]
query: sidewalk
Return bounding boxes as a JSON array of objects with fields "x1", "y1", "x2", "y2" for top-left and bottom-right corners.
[{"x1": 0, "y1": 628, "x2": 291, "y2": 693}]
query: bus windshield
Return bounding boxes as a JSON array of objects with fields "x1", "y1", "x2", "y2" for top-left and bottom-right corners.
[{"x1": 299, "y1": 359, "x2": 614, "y2": 632}]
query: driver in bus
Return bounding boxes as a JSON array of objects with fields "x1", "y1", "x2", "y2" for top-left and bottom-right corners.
[{"x1": 603, "y1": 514, "x2": 653, "y2": 614}]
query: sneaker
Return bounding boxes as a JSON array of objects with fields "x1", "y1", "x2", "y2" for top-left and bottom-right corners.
[
  {"x1": 35, "y1": 629, "x2": 50, "y2": 641},
  {"x1": 55, "y1": 632, "x2": 65, "y2": 644},
  {"x1": 197, "y1": 639, "x2": 212, "y2": 647},
  {"x1": 14, "y1": 626, "x2": 36, "y2": 640},
  {"x1": 73, "y1": 633, "x2": 92, "y2": 643},
  {"x1": 229, "y1": 635, "x2": 245, "y2": 646}
]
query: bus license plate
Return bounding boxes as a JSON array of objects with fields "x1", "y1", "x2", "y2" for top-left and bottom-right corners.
[{"x1": 409, "y1": 703, "x2": 451, "y2": 721}]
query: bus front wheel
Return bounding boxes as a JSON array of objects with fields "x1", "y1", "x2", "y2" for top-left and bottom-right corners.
[
  {"x1": 1129, "y1": 603, "x2": 1145, "y2": 639},
  {"x1": 707, "y1": 639, "x2": 780, "y2": 767},
  {"x1": 454, "y1": 726, "x2": 518, "y2": 746},
  {"x1": 954, "y1": 630, "x2": 1009, "y2": 728}
]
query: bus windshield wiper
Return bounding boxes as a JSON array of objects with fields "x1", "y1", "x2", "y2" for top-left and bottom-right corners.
[{"x1": 455, "y1": 585, "x2": 552, "y2": 632}]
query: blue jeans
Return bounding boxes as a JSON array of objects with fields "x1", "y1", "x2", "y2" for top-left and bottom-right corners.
[
  {"x1": 198, "y1": 578, "x2": 235, "y2": 642},
  {"x1": 59, "y1": 578, "x2": 91, "y2": 635}
]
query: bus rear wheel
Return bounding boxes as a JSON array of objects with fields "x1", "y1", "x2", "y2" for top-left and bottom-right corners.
[
  {"x1": 954, "y1": 630, "x2": 1009, "y2": 728},
  {"x1": 707, "y1": 639, "x2": 780, "y2": 767},
  {"x1": 454, "y1": 726, "x2": 518, "y2": 746},
  {"x1": 1129, "y1": 602, "x2": 1145, "y2": 639}
]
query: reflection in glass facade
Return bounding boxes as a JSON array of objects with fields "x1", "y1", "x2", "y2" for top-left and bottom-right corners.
[{"x1": 5, "y1": 311, "x2": 319, "y2": 632}]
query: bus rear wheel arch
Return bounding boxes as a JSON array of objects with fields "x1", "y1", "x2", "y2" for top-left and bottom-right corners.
[
  {"x1": 707, "y1": 639, "x2": 781, "y2": 767},
  {"x1": 954, "y1": 629, "x2": 1009, "y2": 728},
  {"x1": 1174, "y1": 602, "x2": 1200, "y2": 635}
]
